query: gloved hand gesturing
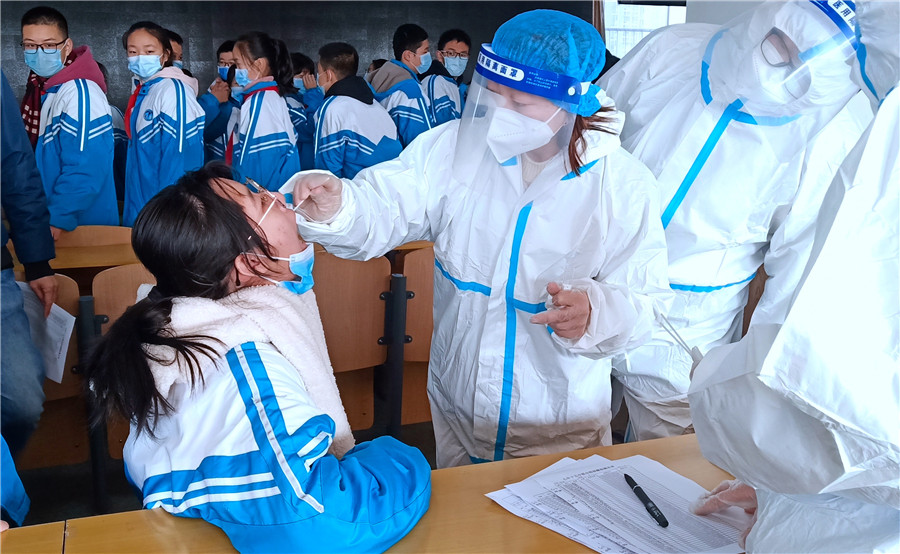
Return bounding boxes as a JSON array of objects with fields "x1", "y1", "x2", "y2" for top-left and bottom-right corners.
[
  {"x1": 288, "y1": 171, "x2": 343, "y2": 223},
  {"x1": 690, "y1": 479, "x2": 757, "y2": 547},
  {"x1": 529, "y1": 282, "x2": 591, "y2": 339}
]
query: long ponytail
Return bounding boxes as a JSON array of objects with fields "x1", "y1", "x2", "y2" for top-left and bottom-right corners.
[
  {"x1": 84, "y1": 162, "x2": 274, "y2": 436},
  {"x1": 86, "y1": 295, "x2": 219, "y2": 436},
  {"x1": 235, "y1": 31, "x2": 297, "y2": 97}
]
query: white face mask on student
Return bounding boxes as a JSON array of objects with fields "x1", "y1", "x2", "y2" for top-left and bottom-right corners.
[{"x1": 485, "y1": 106, "x2": 562, "y2": 163}]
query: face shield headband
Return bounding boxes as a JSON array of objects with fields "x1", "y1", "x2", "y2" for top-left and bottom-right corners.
[{"x1": 476, "y1": 44, "x2": 603, "y2": 117}]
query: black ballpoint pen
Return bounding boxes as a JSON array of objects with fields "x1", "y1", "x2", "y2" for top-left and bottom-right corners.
[{"x1": 624, "y1": 473, "x2": 669, "y2": 528}]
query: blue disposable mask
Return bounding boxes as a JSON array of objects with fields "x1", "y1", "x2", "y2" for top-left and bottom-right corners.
[
  {"x1": 234, "y1": 67, "x2": 252, "y2": 88},
  {"x1": 217, "y1": 66, "x2": 229, "y2": 81},
  {"x1": 444, "y1": 56, "x2": 467, "y2": 77},
  {"x1": 416, "y1": 52, "x2": 433, "y2": 74},
  {"x1": 231, "y1": 86, "x2": 244, "y2": 103},
  {"x1": 262, "y1": 244, "x2": 316, "y2": 295},
  {"x1": 293, "y1": 78, "x2": 306, "y2": 95},
  {"x1": 24, "y1": 49, "x2": 64, "y2": 78},
  {"x1": 172, "y1": 60, "x2": 184, "y2": 69},
  {"x1": 128, "y1": 55, "x2": 162, "y2": 80}
]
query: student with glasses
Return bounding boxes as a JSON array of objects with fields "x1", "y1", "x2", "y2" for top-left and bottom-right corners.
[
  {"x1": 419, "y1": 29, "x2": 471, "y2": 125},
  {"x1": 18, "y1": 5, "x2": 118, "y2": 237}
]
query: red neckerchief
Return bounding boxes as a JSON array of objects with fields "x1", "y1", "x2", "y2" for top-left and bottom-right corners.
[
  {"x1": 20, "y1": 51, "x2": 76, "y2": 148},
  {"x1": 228, "y1": 84, "x2": 279, "y2": 163},
  {"x1": 124, "y1": 83, "x2": 143, "y2": 139}
]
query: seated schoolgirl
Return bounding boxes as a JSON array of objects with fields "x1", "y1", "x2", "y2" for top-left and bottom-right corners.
[{"x1": 84, "y1": 163, "x2": 431, "y2": 553}]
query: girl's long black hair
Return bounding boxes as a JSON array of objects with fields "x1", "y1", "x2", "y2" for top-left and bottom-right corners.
[{"x1": 84, "y1": 163, "x2": 273, "y2": 436}]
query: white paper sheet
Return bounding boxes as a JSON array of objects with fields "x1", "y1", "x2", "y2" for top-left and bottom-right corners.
[
  {"x1": 16, "y1": 281, "x2": 76, "y2": 384},
  {"x1": 488, "y1": 454, "x2": 752, "y2": 554}
]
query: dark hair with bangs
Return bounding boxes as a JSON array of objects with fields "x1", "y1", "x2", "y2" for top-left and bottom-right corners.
[{"x1": 122, "y1": 21, "x2": 174, "y2": 68}]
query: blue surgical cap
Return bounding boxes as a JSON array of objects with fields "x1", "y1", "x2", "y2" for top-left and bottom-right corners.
[
  {"x1": 489, "y1": 10, "x2": 607, "y2": 116},
  {"x1": 492, "y1": 10, "x2": 606, "y2": 83}
]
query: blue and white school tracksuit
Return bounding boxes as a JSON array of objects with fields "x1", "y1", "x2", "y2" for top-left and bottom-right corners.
[
  {"x1": 285, "y1": 92, "x2": 316, "y2": 170},
  {"x1": 123, "y1": 77, "x2": 204, "y2": 226},
  {"x1": 203, "y1": 98, "x2": 240, "y2": 163},
  {"x1": 125, "y1": 341, "x2": 431, "y2": 553},
  {"x1": 315, "y1": 96, "x2": 402, "y2": 179},
  {"x1": 374, "y1": 61, "x2": 432, "y2": 147},
  {"x1": 421, "y1": 74, "x2": 462, "y2": 126},
  {"x1": 110, "y1": 105, "x2": 128, "y2": 202},
  {"x1": 35, "y1": 79, "x2": 118, "y2": 230},
  {"x1": 233, "y1": 83, "x2": 301, "y2": 191}
]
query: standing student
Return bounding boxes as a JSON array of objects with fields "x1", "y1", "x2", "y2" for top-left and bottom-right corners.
[
  {"x1": 97, "y1": 62, "x2": 128, "y2": 204},
  {"x1": 121, "y1": 21, "x2": 205, "y2": 226},
  {"x1": 600, "y1": 0, "x2": 871, "y2": 440},
  {"x1": 19, "y1": 6, "x2": 118, "y2": 235},
  {"x1": 1, "y1": 70, "x2": 57, "y2": 458},
  {"x1": 203, "y1": 66, "x2": 241, "y2": 163},
  {"x1": 84, "y1": 164, "x2": 431, "y2": 553},
  {"x1": 198, "y1": 40, "x2": 236, "y2": 126},
  {"x1": 368, "y1": 23, "x2": 432, "y2": 147},
  {"x1": 231, "y1": 32, "x2": 301, "y2": 190},
  {"x1": 200, "y1": 41, "x2": 238, "y2": 163},
  {"x1": 290, "y1": 10, "x2": 670, "y2": 468},
  {"x1": 419, "y1": 29, "x2": 470, "y2": 125},
  {"x1": 286, "y1": 52, "x2": 317, "y2": 170},
  {"x1": 313, "y1": 42, "x2": 401, "y2": 178},
  {"x1": 166, "y1": 29, "x2": 184, "y2": 70}
]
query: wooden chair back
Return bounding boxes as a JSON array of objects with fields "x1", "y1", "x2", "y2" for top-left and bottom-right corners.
[
  {"x1": 403, "y1": 246, "x2": 435, "y2": 362},
  {"x1": 16, "y1": 273, "x2": 89, "y2": 469},
  {"x1": 312, "y1": 251, "x2": 390, "y2": 372},
  {"x1": 92, "y1": 263, "x2": 156, "y2": 459}
]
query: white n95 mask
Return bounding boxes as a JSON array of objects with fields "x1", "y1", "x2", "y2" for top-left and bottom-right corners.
[{"x1": 486, "y1": 107, "x2": 562, "y2": 163}]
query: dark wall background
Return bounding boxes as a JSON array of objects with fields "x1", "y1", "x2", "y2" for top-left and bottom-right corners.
[{"x1": 2, "y1": 1, "x2": 591, "y2": 109}]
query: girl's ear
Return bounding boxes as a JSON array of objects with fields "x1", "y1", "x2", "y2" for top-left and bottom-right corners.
[
  {"x1": 233, "y1": 252, "x2": 264, "y2": 287},
  {"x1": 254, "y1": 56, "x2": 270, "y2": 77}
]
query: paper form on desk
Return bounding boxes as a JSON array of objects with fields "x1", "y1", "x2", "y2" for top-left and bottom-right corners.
[
  {"x1": 16, "y1": 281, "x2": 75, "y2": 384},
  {"x1": 488, "y1": 454, "x2": 752, "y2": 553}
]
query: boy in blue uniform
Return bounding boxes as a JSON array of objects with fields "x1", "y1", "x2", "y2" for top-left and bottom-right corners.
[
  {"x1": 313, "y1": 42, "x2": 402, "y2": 178},
  {"x1": 419, "y1": 29, "x2": 471, "y2": 126},
  {"x1": 368, "y1": 23, "x2": 433, "y2": 147},
  {"x1": 19, "y1": 6, "x2": 118, "y2": 236}
]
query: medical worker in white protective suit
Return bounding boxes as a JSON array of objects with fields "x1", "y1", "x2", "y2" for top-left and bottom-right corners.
[
  {"x1": 688, "y1": 1, "x2": 899, "y2": 551},
  {"x1": 599, "y1": 0, "x2": 873, "y2": 440},
  {"x1": 287, "y1": 10, "x2": 671, "y2": 468}
]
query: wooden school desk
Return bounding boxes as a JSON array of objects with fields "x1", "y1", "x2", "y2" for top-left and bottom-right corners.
[
  {"x1": 0, "y1": 521, "x2": 65, "y2": 554},
  {"x1": 4, "y1": 434, "x2": 729, "y2": 553},
  {"x1": 390, "y1": 434, "x2": 731, "y2": 553}
]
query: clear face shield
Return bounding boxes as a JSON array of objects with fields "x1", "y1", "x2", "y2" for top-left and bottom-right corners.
[
  {"x1": 453, "y1": 45, "x2": 582, "y2": 187},
  {"x1": 706, "y1": 0, "x2": 859, "y2": 118}
]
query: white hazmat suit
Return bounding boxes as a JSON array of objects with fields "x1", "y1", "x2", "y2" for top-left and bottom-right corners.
[
  {"x1": 293, "y1": 10, "x2": 671, "y2": 467},
  {"x1": 689, "y1": 2, "x2": 900, "y2": 550},
  {"x1": 600, "y1": 0, "x2": 873, "y2": 439}
]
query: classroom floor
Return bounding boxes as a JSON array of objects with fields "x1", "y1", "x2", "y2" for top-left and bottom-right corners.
[{"x1": 18, "y1": 421, "x2": 438, "y2": 526}]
